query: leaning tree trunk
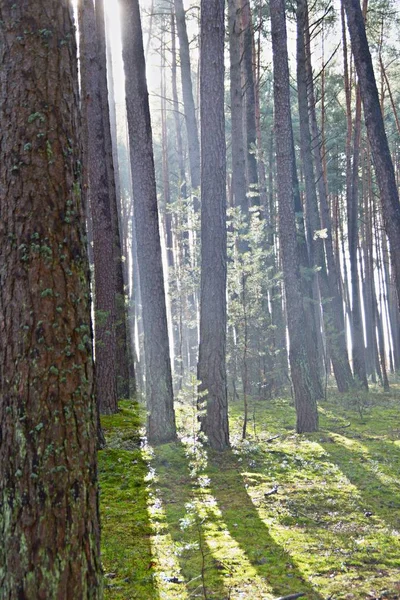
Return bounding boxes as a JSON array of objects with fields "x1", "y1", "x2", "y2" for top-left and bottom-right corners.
[
  {"x1": 0, "y1": 0, "x2": 102, "y2": 596},
  {"x1": 343, "y1": 0, "x2": 400, "y2": 313},
  {"x1": 120, "y1": 0, "x2": 177, "y2": 444},
  {"x1": 79, "y1": 0, "x2": 118, "y2": 413},
  {"x1": 270, "y1": 0, "x2": 319, "y2": 433},
  {"x1": 198, "y1": 0, "x2": 230, "y2": 450}
]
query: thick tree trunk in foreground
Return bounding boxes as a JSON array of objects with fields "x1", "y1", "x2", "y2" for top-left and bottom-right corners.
[
  {"x1": 0, "y1": 1, "x2": 102, "y2": 596},
  {"x1": 120, "y1": 0, "x2": 177, "y2": 444},
  {"x1": 270, "y1": 0, "x2": 319, "y2": 433},
  {"x1": 343, "y1": 0, "x2": 400, "y2": 312},
  {"x1": 198, "y1": 0, "x2": 230, "y2": 450},
  {"x1": 174, "y1": 0, "x2": 201, "y2": 193},
  {"x1": 79, "y1": 0, "x2": 118, "y2": 414}
]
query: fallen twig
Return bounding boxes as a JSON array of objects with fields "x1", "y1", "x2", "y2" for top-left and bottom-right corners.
[
  {"x1": 265, "y1": 434, "x2": 280, "y2": 443},
  {"x1": 264, "y1": 484, "x2": 279, "y2": 497}
]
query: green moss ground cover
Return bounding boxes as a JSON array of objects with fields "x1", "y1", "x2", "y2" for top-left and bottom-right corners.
[{"x1": 100, "y1": 389, "x2": 400, "y2": 599}]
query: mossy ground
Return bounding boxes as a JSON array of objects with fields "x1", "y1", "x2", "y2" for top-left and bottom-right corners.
[{"x1": 100, "y1": 387, "x2": 400, "y2": 600}]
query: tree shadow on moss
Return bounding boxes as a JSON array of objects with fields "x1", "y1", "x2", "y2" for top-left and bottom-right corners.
[
  {"x1": 153, "y1": 442, "x2": 229, "y2": 600},
  {"x1": 320, "y1": 435, "x2": 400, "y2": 531},
  {"x1": 99, "y1": 447, "x2": 159, "y2": 600},
  {"x1": 206, "y1": 450, "x2": 324, "y2": 600},
  {"x1": 100, "y1": 404, "x2": 160, "y2": 600}
]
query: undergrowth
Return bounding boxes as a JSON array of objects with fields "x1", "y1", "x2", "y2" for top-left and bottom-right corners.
[{"x1": 100, "y1": 387, "x2": 400, "y2": 600}]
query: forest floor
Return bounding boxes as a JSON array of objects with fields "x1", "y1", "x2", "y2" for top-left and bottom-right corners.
[{"x1": 99, "y1": 384, "x2": 400, "y2": 600}]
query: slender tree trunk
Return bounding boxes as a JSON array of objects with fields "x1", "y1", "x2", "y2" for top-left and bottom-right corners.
[
  {"x1": 174, "y1": 0, "x2": 201, "y2": 193},
  {"x1": 105, "y1": 11, "x2": 137, "y2": 396},
  {"x1": 229, "y1": 0, "x2": 248, "y2": 215},
  {"x1": 198, "y1": 0, "x2": 230, "y2": 450},
  {"x1": 120, "y1": 0, "x2": 177, "y2": 444},
  {"x1": 341, "y1": 0, "x2": 368, "y2": 388},
  {"x1": 171, "y1": 12, "x2": 187, "y2": 200},
  {"x1": 254, "y1": 8, "x2": 268, "y2": 212},
  {"x1": 241, "y1": 0, "x2": 259, "y2": 203},
  {"x1": 0, "y1": 1, "x2": 102, "y2": 595},
  {"x1": 297, "y1": 0, "x2": 353, "y2": 392},
  {"x1": 343, "y1": 0, "x2": 400, "y2": 313},
  {"x1": 79, "y1": 0, "x2": 118, "y2": 413},
  {"x1": 97, "y1": 0, "x2": 132, "y2": 400},
  {"x1": 304, "y1": 6, "x2": 353, "y2": 391},
  {"x1": 270, "y1": 0, "x2": 319, "y2": 433}
]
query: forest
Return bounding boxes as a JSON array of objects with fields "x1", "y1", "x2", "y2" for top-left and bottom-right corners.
[{"x1": 0, "y1": 0, "x2": 400, "y2": 598}]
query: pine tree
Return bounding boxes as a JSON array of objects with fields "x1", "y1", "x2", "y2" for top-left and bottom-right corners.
[{"x1": 0, "y1": 1, "x2": 102, "y2": 595}]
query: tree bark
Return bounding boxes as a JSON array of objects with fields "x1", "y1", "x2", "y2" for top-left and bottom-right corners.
[
  {"x1": 241, "y1": 0, "x2": 259, "y2": 204},
  {"x1": 96, "y1": 0, "x2": 132, "y2": 400},
  {"x1": 198, "y1": 0, "x2": 230, "y2": 450},
  {"x1": 0, "y1": 1, "x2": 102, "y2": 595},
  {"x1": 120, "y1": 0, "x2": 177, "y2": 444},
  {"x1": 79, "y1": 0, "x2": 118, "y2": 413},
  {"x1": 296, "y1": 0, "x2": 354, "y2": 393},
  {"x1": 343, "y1": 0, "x2": 400, "y2": 313},
  {"x1": 303, "y1": 2, "x2": 354, "y2": 392},
  {"x1": 271, "y1": 0, "x2": 319, "y2": 433},
  {"x1": 174, "y1": 0, "x2": 201, "y2": 193},
  {"x1": 229, "y1": 0, "x2": 248, "y2": 215}
]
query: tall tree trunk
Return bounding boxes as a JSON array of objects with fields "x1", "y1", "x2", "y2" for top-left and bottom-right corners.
[
  {"x1": 198, "y1": 0, "x2": 230, "y2": 450},
  {"x1": 120, "y1": 0, "x2": 177, "y2": 444},
  {"x1": 304, "y1": 4, "x2": 353, "y2": 392},
  {"x1": 348, "y1": 81, "x2": 368, "y2": 388},
  {"x1": 105, "y1": 9, "x2": 137, "y2": 396},
  {"x1": 97, "y1": 0, "x2": 132, "y2": 400},
  {"x1": 229, "y1": 0, "x2": 248, "y2": 215},
  {"x1": 297, "y1": 0, "x2": 353, "y2": 392},
  {"x1": 241, "y1": 0, "x2": 259, "y2": 203},
  {"x1": 343, "y1": 0, "x2": 400, "y2": 313},
  {"x1": 174, "y1": 0, "x2": 201, "y2": 193},
  {"x1": 79, "y1": 0, "x2": 118, "y2": 413},
  {"x1": 342, "y1": 0, "x2": 368, "y2": 388},
  {"x1": 171, "y1": 11, "x2": 187, "y2": 200},
  {"x1": 0, "y1": 0, "x2": 102, "y2": 595},
  {"x1": 270, "y1": 0, "x2": 319, "y2": 433}
]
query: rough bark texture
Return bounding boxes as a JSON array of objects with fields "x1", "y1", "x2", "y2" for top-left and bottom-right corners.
[
  {"x1": 343, "y1": 0, "x2": 400, "y2": 312},
  {"x1": 105, "y1": 18, "x2": 137, "y2": 396},
  {"x1": 270, "y1": 0, "x2": 319, "y2": 433},
  {"x1": 198, "y1": 0, "x2": 230, "y2": 450},
  {"x1": 96, "y1": 0, "x2": 132, "y2": 400},
  {"x1": 174, "y1": 0, "x2": 201, "y2": 192},
  {"x1": 79, "y1": 0, "x2": 118, "y2": 414},
  {"x1": 229, "y1": 0, "x2": 248, "y2": 215},
  {"x1": 120, "y1": 0, "x2": 177, "y2": 444},
  {"x1": 0, "y1": 1, "x2": 102, "y2": 596}
]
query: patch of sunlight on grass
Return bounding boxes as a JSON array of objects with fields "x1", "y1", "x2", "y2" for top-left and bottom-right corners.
[
  {"x1": 101, "y1": 394, "x2": 400, "y2": 600},
  {"x1": 192, "y1": 484, "x2": 275, "y2": 599},
  {"x1": 146, "y1": 482, "x2": 189, "y2": 600}
]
